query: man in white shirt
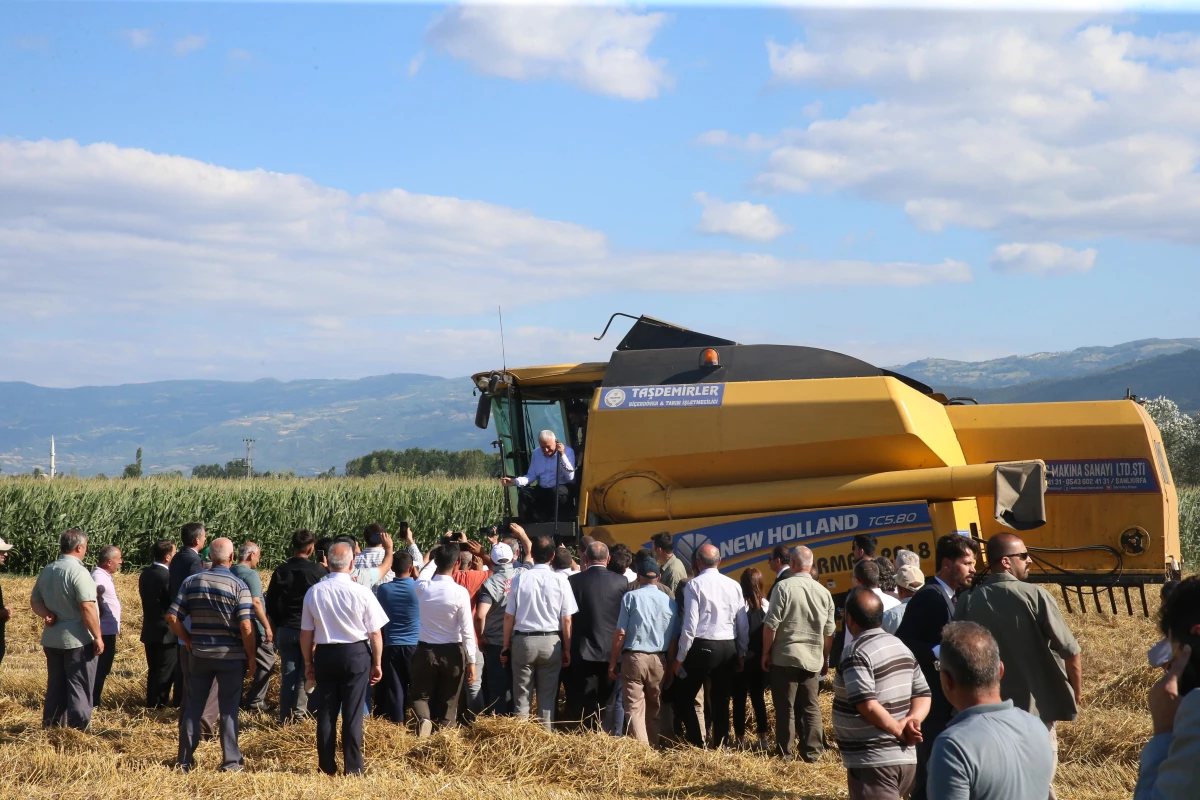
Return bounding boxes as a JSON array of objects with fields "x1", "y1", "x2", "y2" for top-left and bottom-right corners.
[
  {"x1": 409, "y1": 544, "x2": 477, "y2": 736},
  {"x1": 501, "y1": 430, "x2": 575, "y2": 523},
  {"x1": 301, "y1": 542, "x2": 389, "y2": 776},
  {"x1": 502, "y1": 535, "x2": 578, "y2": 731},
  {"x1": 90, "y1": 545, "x2": 123, "y2": 708},
  {"x1": 671, "y1": 543, "x2": 749, "y2": 749}
]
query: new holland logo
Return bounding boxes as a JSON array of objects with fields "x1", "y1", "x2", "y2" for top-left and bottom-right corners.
[{"x1": 603, "y1": 388, "x2": 627, "y2": 408}]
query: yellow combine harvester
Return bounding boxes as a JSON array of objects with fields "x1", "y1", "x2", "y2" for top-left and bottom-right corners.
[{"x1": 472, "y1": 315, "x2": 1181, "y2": 615}]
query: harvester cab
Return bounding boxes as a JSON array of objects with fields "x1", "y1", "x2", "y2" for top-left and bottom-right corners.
[{"x1": 472, "y1": 315, "x2": 1181, "y2": 616}]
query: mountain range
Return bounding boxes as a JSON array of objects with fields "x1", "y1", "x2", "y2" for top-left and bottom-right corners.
[{"x1": 3, "y1": 337, "x2": 1198, "y2": 476}]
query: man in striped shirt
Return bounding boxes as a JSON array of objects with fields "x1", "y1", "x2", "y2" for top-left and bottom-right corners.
[
  {"x1": 833, "y1": 587, "x2": 931, "y2": 800},
  {"x1": 166, "y1": 538, "x2": 255, "y2": 772}
]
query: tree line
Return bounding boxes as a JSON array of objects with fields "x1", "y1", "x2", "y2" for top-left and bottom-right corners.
[{"x1": 344, "y1": 448, "x2": 500, "y2": 479}]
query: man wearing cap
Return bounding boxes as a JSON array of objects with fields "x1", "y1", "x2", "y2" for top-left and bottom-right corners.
[
  {"x1": 883, "y1": 565, "x2": 925, "y2": 635},
  {"x1": 0, "y1": 535, "x2": 14, "y2": 674},
  {"x1": 609, "y1": 552, "x2": 680, "y2": 747},
  {"x1": 762, "y1": 545, "x2": 835, "y2": 762},
  {"x1": 475, "y1": 540, "x2": 528, "y2": 715}
]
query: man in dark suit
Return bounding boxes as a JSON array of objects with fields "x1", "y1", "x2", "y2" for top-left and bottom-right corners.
[
  {"x1": 139, "y1": 539, "x2": 177, "y2": 708},
  {"x1": 895, "y1": 534, "x2": 978, "y2": 800},
  {"x1": 566, "y1": 541, "x2": 631, "y2": 730},
  {"x1": 169, "y1": 521, "x2": 218, "y2": 732},
  {"x1": 766, "y1": 544, "x2": 792, "y2": 603}
]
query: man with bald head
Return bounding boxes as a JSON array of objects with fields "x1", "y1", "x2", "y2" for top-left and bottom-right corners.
[
  {"x1": 167, "y1": 537, "x2": 255, "y2": 772},
  {"x1": 763, "y1": 545, "x2": 836, "y2": 761},
  {"x1": 954, "y1": 532, "x2": 1082, "y2": 800},
  {"x1": 671, "y1": 543, "x2": 749, "y2": 748},
  {"x1": 301, "y1": 541, "x2": 388, "y2": 773},
  {"x1": 834, "y1": 587, "x2": 931, "y2": 800},
  {"x1": 567, "y1": 540, "x2": 631, "y2": 729}
]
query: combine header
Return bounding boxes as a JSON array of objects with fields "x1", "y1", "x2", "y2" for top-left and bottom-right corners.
[{"x1": 473, "y1": 315, "x2": 1180, "y2": 614}]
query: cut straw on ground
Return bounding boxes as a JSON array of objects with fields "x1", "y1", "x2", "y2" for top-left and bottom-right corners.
[{"x1": 0, "y1": 574, "x2": 1165, "y2": 799}]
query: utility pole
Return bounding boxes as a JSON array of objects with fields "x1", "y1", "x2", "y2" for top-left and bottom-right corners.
[
  {"x1": 243, "y1": 438, "x2": 255, "y2": 478},
  {"x1": 50, "y1": 436, "x2": 56, "y2": 480}
]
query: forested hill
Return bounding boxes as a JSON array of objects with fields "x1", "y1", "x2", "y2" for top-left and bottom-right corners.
[{"x1": 0, "y1": 374, "x2": 487, "y2": 477}]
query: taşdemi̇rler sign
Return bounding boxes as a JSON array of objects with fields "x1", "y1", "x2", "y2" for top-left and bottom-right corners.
[{"x1": 600, "y1": 383, "x2": 724, "y2": 410}]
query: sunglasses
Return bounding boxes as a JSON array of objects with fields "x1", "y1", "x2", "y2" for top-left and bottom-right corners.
[{"x1": 1006, "y1": 552, "x2": 1033, "y2": 561}]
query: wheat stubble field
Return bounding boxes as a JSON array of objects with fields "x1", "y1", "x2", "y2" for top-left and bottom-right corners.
[{"x1": 0, "y1": 573, "x2": 1163, "y2": 800}]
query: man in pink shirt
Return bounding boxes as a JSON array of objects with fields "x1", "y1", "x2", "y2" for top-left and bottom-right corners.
[{"x1": 90, "y1": 545, "x2": 123, "y2": 708}]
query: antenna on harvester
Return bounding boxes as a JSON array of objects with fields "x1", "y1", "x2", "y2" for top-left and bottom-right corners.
[
  {"x1": 498, "y1": 305, "x2": 508, "y2": 374},
  {"x1": 243, "y1": 438, "x2": 255, "y2": 478}
]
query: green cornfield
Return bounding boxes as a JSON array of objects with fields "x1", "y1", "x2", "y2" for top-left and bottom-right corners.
[
  {"x1": 0, "y1": 476, "x2": 502, "y2": 572},
  {"x1": 1178, "y1": 485, "x2": 1200, "y2": 568}
]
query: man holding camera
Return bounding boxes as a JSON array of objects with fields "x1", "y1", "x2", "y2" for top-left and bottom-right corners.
[
  {"x1": 1136, "y1": 576, "x2": 1200, "y2": 799},
  {"x1": 500, "y1": 430, "x2": 575, "y2": 524}
]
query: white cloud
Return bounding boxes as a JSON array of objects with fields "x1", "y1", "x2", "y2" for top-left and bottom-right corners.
[
  {"x1": 122, "y1": 29, "x2": 153, "y2": 49},
  {"x1": 427, "y1": 5, "x2": 672, "y2": 100},
  {"x1": 0, "y1": 138, "x2": 969, "y2": 325},
  {"x1": 408, "y1": 50, "x2": 425, "y2": 78},
  {"x1": 731, "y1": 15, "x2": 1200, "y2": 246},
  {"x1": 695, "y1": 130, "x2": 779, "y2": 151},
  {"x1": 0, "y1": 138, "x2": 973, "y2": 383},
  {"x1": 990, "y1": 242, "x2": 1097, "y2": 275},
  {"x1": 11, "y1": 35, "x2": 49, "y2": 51},
  {"x1": 175, "y1": 35, "x2": 206, "y2": 56},
  {"x1": 228, "y1": 49, "x2": 253, "y2": 63},
  {"x1": 694, "y1": 192, "x2": 792, "y2": 242}
]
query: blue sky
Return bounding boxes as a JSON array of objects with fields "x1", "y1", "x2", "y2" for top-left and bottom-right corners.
[{"x1": 3, "y1": 2, "x2": 1200, "y2": 386}]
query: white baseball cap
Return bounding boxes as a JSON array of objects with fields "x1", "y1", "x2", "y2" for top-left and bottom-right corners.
[
  {"x1": 491, "y1": 542, "x2": 513, "y2": 564},
  {"x1": 0, "y1": 536, "x2": 13, "y2": 552},
  {"x1": 896, "y1": 564, "x2": 925, "y2": 591}
]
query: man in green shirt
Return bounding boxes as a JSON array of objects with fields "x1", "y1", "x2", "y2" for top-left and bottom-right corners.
[
  {"x1": 30, "y1": 529, "x2": 104, "y2": 730},
  {"x1": 651, "y1": 532, "x2": 689, "y2": 597},
  {"x1": 955, "y1": 532, "x2": 1083, "y2": 800},
  {"x1": 762, "y1": 545, "x2": 835, "y2": 761},
  {"x1": 231, "y1": 541, "x2": 276, "y2": 713}
]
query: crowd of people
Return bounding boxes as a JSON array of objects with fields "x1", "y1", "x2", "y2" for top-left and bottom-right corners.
[{"x1": 14, "y1": 520, "x2": 1200, "y2": 798}]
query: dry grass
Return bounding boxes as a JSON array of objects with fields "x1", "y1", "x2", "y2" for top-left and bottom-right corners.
[{"x1": 0, "y1": 574, "x2": 1164, "y2": 799}]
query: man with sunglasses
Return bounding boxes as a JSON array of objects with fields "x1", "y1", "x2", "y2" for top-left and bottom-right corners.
[{"x1": 954, "y1": 532, "x2": 1082, "y2": 800}]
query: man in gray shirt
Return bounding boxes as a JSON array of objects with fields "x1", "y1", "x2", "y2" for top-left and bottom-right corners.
[
  {"x1": 928, "y1": 622, "x2": 1053, "y2": 800},
  {"x1": 30, "y1": 529, "x2": 104, "y2": 730}
]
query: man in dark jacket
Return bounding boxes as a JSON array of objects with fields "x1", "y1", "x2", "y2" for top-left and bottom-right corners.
[
  {"x1": 566, "y1": 541, "x2": 631, "y2": 730},
  {"x1": 265, "y1": 528, "x2": 328, "y2": 723},
  {"x1": 895, "y1": 534, "x2": 977, "y2": 800},
  {"x1": 139, "y1": 539, "x2": 177, "y2": 708},
  {"x1": 169, "y1": 522, "x2": 218, "y2": 731}
]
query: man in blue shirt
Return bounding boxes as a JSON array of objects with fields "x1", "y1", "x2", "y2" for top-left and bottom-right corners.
[
  {"x1": 928, "y1": 622, "x2": 1053, "y2": 800},
  {"x1": 373, "y1": 550, "x2": 420, "y2": 723},
  {"x1": 608, "y1": 552, "x2": 680, "y2": 748},
  {"x1": 500, "y1": 430, "x2": 575, "y2": 523}
]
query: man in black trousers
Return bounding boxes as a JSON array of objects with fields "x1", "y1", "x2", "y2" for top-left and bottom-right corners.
[
  {"x1": 139, "y1": 539, "x2": 178, "y2": 708},
  {"x1": 895, "y1": 534, "x2": 978, "y2": 800},
  {"x1": 169, "y1": 522, "x2": 219, "y2": 732},
  {"x1": 566, "y1": 541, "x2": 630, "y2": 730},
  {"x1": 301, "y1": 541, "x2": 388, "y2": 775}
]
